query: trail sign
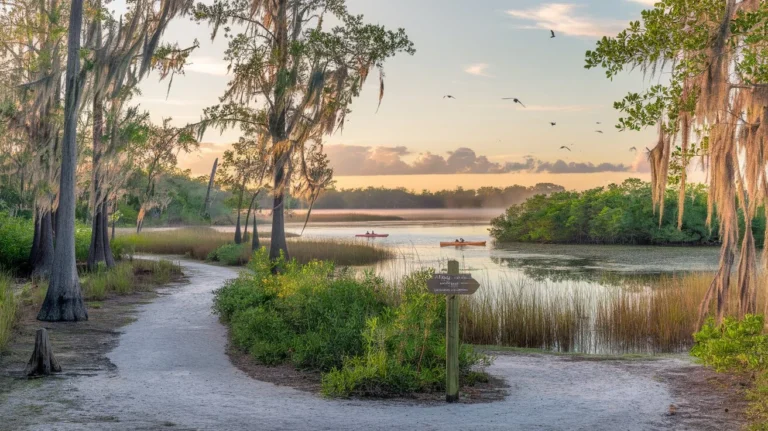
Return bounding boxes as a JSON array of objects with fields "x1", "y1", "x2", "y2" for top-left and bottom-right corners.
[
  {"x1": 431, "y1": 260, "x2": 482, "y2": 403},
  {"x1": 427, "y1": 273, "x2": 480, "y2": 295}
]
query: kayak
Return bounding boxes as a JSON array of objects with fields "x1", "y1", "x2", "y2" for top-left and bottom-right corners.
[
  {"x1": 355, "y1": 234, "x2": 389, "y2": 238},
  {"x1": 440, "y1": 241, "x2": 486, "y2": 247}
]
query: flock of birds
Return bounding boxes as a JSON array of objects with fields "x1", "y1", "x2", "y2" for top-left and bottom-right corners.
[{"x1": 442, "y1": 30, "x2": 639, "y2": 155}]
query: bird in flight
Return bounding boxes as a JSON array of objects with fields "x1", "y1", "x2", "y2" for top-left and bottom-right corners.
[
  {"x1": 502, "y1": 97, "x2": 526, "y2": 107},
  {"x1": 560, "y1": 145, "x2": 571, "y2": 151},
  {"x1": 550, "y1": 30, "x2": 556, "y2": 38},
  {"x1": 629, "y1": 147, "x2": 637, "y2": 152},
  {"x1": 550, "y1": 122, "x2": 557, "y2": 126},
  {"x1": 595, "y1": 130, "x2": 604, "y2": 134},
  {"x1": 443, "y1": 95, "x2": 456, "y2": 99},
  {"x1": 596, "y1": 122, "x2": 601, "y2": 125}
]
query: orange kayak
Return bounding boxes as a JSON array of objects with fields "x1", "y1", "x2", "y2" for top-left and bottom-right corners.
[
  {"x1": 355, "y1": 234, "x2": 389, "y2": 238},
  {"x1": 440, "y1": 241, "x2": 486, "y2": 247}
]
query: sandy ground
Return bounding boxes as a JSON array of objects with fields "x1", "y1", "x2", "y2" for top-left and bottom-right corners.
[{"x1": 0, "y1": 259, "x2": 748, "y2": 430}]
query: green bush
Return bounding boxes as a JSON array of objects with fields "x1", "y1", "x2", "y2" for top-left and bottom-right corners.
[
  {"x1": 0, "y1": 212, "x2": 92, "y2": 272},
  {"x1": 691, "y1": 315, "x2": 768, "y2": 372},
  {"x1": 214, "y1": 250, "x2": 490, "y2": 397},
  {"x1": 215, "y1": 249, "x2": 384, "y2": 371},
  {"x1": 692, "y1": 315, "x2": 768, "y2": 430},
  {"x1": 207, "y1": 243, "x2": 248, "y2": 266},
  {"x1": 321, "y1": 270, "x2": 488, "y2": 397},
  {"x1": 0, "y1": 212, "x2": 34, "y2": 271}
]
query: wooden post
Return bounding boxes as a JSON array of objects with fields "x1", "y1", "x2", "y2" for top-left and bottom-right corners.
[{"x1": 446, "y1": 260, "x2": 460, "y2": 402}]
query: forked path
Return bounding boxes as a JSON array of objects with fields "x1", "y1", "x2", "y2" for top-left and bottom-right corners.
[{"x1": 1, "y1": 260, "x2": 741, "y2": 430}]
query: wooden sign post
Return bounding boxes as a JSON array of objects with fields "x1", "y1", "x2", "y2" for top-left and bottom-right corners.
[{"x1": 426, "y1": 260, "x2": 480, "y2": 403}]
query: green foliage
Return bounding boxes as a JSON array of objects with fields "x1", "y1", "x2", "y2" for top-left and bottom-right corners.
[
  {"x1": 489, "y1": 179, "x2": 739, "y2": 245},
  {"x1": 0, "y1": 212, "x2": 91, "y2": 271},
  {"x1": 691, "y1": 315, "x2": 768, "y2": 372},
  {"x1": 322, "y1": 270, "x2": 489, "y2": 398},
  {"x1": 691, "y1": 315, "x2": 768, "y2": 429},
  {"x1": 207, "y1": 243, "x2": 248, "y2": 265},
  {"x1": 213, "y1": 250, "x2": 489, "y2": 397},
  {"x1": 0, "y1": 212, "x2": 34, "y2": 271},
  {"x1": 0, "y1": 272, "x2": 16, "y2": 352},
  {"x1": 216, "y1": 249, "x2": 383, "y2": 370}
]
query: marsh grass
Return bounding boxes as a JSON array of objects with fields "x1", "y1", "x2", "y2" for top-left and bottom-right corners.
[
  {"x1": 116, "y1": 227, "x2": 394, "y2": 266},
  {"x1": 457, "y1": 272, "x2": 767, "y2": 354},
  {"x1": 0, "y1": 272, "x2": 16, "y2": 351},
  {"x1": 81, "y1": 260, "x2": 183, "y2": 300}
]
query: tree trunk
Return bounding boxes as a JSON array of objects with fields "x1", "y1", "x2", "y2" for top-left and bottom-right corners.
[
  {"x1": 201, "y1": 158, "x2": 218, "y2": 218},
  {"x1": 111, "y1": 201, "x2": 116, "y2": 241},
  {"x1": 234, "y1": 178, "x2": 245, "y2": 244},
  {"x1": 88, "y1": 95, "x2": 113, "y2": 271},
  {"x1": 29, "y1": 206, "x2": 41, "y2": 268},
  {"x1": 243, "y1": 192, "x2": 257, "y2": 243},
  {"x1": 252, "y1": 209, "x2": 260, "y2": 251},
  {"x1": 31, "y1": 211, "x2": 54, "y2": 279},
  {"x1": 269, "y1": 164, "x2": 289, "y2": 264},
  {"x1": 25, "y1": 328, "x2": 61, "y2": 377},
  {"x1": 38, "y1": 0, "x2": 87, "y2": 322},
  {"x1": 102, "y1": 202, "x2": 115, "y2": 267}
]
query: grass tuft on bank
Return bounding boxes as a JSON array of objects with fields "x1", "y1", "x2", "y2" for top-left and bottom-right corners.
[
  {"x1": 114, "y1": 227, "x2": 393, "y2": 266},
  {"x1": 213, "y1": 249, "x2": 490, "y2": 398},
  {"x1": 692, "y1": 315, "x2": 768, "y2": 430},
  {"x1": 81, "y1": 260, "x2": 183, "y2": 300}
]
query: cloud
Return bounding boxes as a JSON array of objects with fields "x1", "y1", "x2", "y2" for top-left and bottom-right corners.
[
  {"x1": 325, "y1": 145, "x2": 632, "y2": 176},
  {"x1": 464, "y1": 63, "x2": 491, "y2": 77},
  {"x1": 536, "y1": 160, "x2": 629, "y2": 174},
  {"x1": 627, "y1": 0, "x2": 656, "y2": 5},
  {"x1": 506, "y1": 3, "x2": 627, "y2": 38},
  {"x1": 184, "y1": 56, "x2": 229, "y2": 76}
]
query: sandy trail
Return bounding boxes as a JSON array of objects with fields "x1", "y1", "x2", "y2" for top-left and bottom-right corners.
[{"x1": 0, "y1": 259, "x2": 742, "y2": 430}]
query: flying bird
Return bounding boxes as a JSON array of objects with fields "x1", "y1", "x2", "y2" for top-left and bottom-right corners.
[
  {"x1": 550, "y1": 122, "x2": 557, "y2": 126},
  {"x1": 596, "y1": 122, "x2": 601, "y2": 124},
  {"x1": 443, "y1": 95, "x2": 456, "y2": 99},
  {"x1": 550, "y1": 30, "x2": 556, "y2": 38},
  {"x1": 560, "y1": 145, "x2": 571, "y2": 151},
  {"x1": 502, "y1": 97, "x2": 526, "y2": 107},
  {"x1": 595, "y1": 130, "x2": 604, "y2": 134},
  {"x1": 629, "y1": 147, "x2": 637, "y2": 152}
]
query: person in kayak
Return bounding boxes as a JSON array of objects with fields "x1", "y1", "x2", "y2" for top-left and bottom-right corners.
[
  {"x1": 460, "y1": 238, "x2": 465, "y2": 242},
  {"x1": 372, "y1": 230, "x2": 375, "y2": 235},
  {"x1": 366, "y1": 231, "x2": 370, "y2": 235}
]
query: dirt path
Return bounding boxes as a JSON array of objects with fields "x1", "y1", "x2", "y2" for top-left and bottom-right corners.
[{"x1": 0, "y1": 260, "x2": 746, "y2": 430}]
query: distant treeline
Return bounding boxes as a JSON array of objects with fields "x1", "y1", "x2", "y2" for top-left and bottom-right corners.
[
  {"x1": 490, "y1": 178, "x2": 767, "y2": 246},
  {"x1": 313, "y1": 184, "x2": 565, "y2": 209}
]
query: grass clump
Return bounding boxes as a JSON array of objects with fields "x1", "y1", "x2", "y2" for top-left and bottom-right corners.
[
  {"x1": 115, "y1": 227, "x2": 392, "y2": 266},
  {"x1": 213, "y1": 250, "x2": 490, "y2": 398},
  {"x1": 0, "y1": 272, "x2": 16, "y2": 351},
  {"x1": 81, "y1": 260, "x2": 182, "y2": 300},
  {"x1": 691, "y1": 315, "x2": 768, "y2": 429}
]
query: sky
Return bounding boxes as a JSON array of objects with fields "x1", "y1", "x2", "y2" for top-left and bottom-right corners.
[{"x1": 134, "y1": 0, "x2": 667, "y2": 191}]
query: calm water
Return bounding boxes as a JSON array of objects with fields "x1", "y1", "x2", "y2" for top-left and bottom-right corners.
[{"x1": 209, "y1": 210, "x2": 724, "y2": 354}]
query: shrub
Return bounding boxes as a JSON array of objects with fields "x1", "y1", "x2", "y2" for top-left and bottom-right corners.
[
  {"x1": 321, "y1": 270, "x2": 489, "y2": 397},
  {"x1": 207, "y1": 243, "x2": 248, "y2": 266},
  {"x1": 214, "y1": 250, "x2": 490, "y2": 397},
  {"x1": 691, "y1": 315, "x2": 768, "y2": 429},
  {"x1": 691, "y1": 315, "x2": 768, "y2": 372},
  {"x1": 215, "y1": 249, "x2": 384, "y2": 371}
]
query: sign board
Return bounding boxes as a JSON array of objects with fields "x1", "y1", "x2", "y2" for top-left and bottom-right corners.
[{"x1": 427, "y1": 274, "x2": 480, "y2": 295}]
